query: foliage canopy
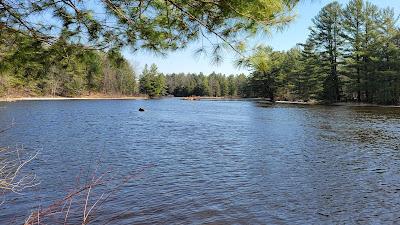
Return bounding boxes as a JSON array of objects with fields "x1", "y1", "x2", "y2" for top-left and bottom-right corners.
[{"x1": 0, "y1": 0, "x2": 299, "y2": 53}]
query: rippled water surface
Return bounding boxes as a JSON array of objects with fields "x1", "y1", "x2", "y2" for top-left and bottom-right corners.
[{"x1": 1, "y1": 99, "x2": 400, "y2": 224}]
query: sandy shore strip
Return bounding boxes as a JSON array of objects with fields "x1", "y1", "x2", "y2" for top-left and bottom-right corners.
[
  {"x1": 187, "y1": 98, "x2": 400, "y2": 107},
  {"x1": 275, "y1": 100, "x2": 318, "y2": 105},
  {"x1": 0, "y1": 96, "x2": 147, "y2": 102},
  {"x1": 276, "y1": 101, "x2": 400, "y2": 107},
  {"x1": 182, "y1": 96, "x2": 265, "y2": 101}
]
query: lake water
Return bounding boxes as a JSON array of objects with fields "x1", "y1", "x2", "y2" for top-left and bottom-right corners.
[{"x1": 1, "y1": 99, "x2": 400, "y2": 224}]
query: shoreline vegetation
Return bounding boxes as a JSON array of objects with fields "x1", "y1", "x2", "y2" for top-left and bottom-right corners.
[
  {"x1": 183, "y1": 96, "x2": 400, "y2": 107},
  {"x1": 4, "y1": 0, "x2": 400, "y2": 224},
  {"x1": 2, "y1": 1, "x2": 400, "y2": 107},
  {"x1": 3, "y1": 95, "x2": 399, "y2": 108},
  {"x1": 0, "y1": 94, "x2": 147, "y2": 102}
]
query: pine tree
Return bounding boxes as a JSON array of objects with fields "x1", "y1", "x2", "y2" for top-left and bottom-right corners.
[
  {"x1": 241, "y1": 46, "x2": 285, "y2": 101},
  {"x1": 0, "y1": 0, "x2": 300, "y2": 54},
  {"x1": 342, "y1": 0, "x2": 364, "y2": 102},
  {"x1": 139, "y1": 64, "x2": 166, "y2": 97},
  {"x1": 374, "y1": 8, "x2": 400, "y2": 104},
  {"x1": 361, "y1": 2, "x2": 381, "y2": 103},
  {"x1": 310, "y1": 2, "x2": 344, "y2": 102},
  {"x1": 139, "y1": 65, "x2": 153, "y2": 96},
  {"x1": 227, "y1": 75, "x2": 238, "y2": 96},
  {"x1": 296, "y1": 39, "x2": 323, "y2": 100}
]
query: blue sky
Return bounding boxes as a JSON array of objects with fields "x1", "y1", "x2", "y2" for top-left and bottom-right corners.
[{"x1": 124, "y1": 0, "x2": 400, "y2": 75}]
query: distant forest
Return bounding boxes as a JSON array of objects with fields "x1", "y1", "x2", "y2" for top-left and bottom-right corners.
[{"x1": 1, "y1": 0, "x2": 400, "y2": 104}]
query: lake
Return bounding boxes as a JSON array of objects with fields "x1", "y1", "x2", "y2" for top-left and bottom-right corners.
[{"x1": 1, "y1": 98, "x2": 400, "y2": 224}]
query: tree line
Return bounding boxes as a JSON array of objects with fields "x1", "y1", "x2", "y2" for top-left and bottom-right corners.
[
  {"x1": 0, "y1": 31, "x2": 249, "y2": 99},
  {"x1": 240, "y1": 0, "x2": 400, "y2": 105},
  {"x1": 137, "y1": 64, "x2": 249, "y2": 98},
  {"x1": 1, "y1": 0, "x2": 399, "y2": 105},
  {"x1": 0, "y1": 32, "x2": 137, "y2": 97},
  {"x1": 1, "y1": 0, "x2": 299, "y2": 98},
  {"x1": 165, "y1": 72, "x2": 249, "y2": 98},
  {"x1": 140, "y1": 0, "x2": 400, "y2": 105}
]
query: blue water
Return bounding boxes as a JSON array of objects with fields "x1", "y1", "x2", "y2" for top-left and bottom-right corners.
[{"x1": 1, "y1": 99, "x2": 400, "y2": 224}]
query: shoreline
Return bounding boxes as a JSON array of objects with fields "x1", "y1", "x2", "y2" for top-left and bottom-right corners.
[
  {"x1": 0, "y1": 96, "x2": 147, "y2": 102},
  {"x1": 182, "y1": 96, "x2": 263, "y2": 101},
  {"x1": 2, "y1": 96, "x2": 399, "y2": 108},
  {"x1": 274, "y1": 100, "x2": 400, "y2": 108},
  {"x1": 184, "y1": 97, "x2": 400, "y2": 108}
]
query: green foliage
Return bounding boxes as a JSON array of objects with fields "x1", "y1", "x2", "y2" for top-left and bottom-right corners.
[
  {"x1": 0, "y1": 0, "x2": 299, "y2": 55},
  {"x1": 139, "y1": 64, "x2": 166, "y2": 97},
  {"x1": 310, "y1": 1, "x2": 344, "y2": 102},
  {"x1": 162, "y1": 72, "x2": 248, "y2": 97},
  {"x1": 236, "y1": 46, "x2": 286, "y2": 101},
  {"x1": 1, "y1": 0, "x2": 399, "y2": 105},
  {"x1": 295, "y1": 41, "x2": 323, "y2": 100},
  {"x1": 342, "y1": 0, "x2": 364, "y2": 102},
  {"x1": 0, "y1": 32, "x2": 137, "y2": 97},
  {"x1": 232, "y1": 0, "x2": 400, "y2": 105}
]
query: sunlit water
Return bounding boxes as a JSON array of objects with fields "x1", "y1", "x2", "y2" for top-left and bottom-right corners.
[{"x1": 1, "y1": 99, "x2": 400, "y2": 224}]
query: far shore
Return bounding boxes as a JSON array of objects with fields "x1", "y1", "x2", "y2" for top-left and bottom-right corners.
[
  {"x1": 0, "y1": 95, "x2": 148, "y2": 102},
  {"x1": 2, "y1": 96, "x2": 399, "y2": 108},
  {"x1": 183, "y1": 96, "x2": 400, "y2": 108},
  {"x1": 182, "y1": 96, "x2": 262, "y2": 101}
]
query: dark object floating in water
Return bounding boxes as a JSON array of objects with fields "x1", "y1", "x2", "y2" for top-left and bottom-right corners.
[{"x1": 139, "y1": 108, "x2": 145, "y2": 112}]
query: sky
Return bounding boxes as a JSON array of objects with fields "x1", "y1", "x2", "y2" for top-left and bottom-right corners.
[{"x1": 123, "y1": 0, "x2": 400, "y2": 75}]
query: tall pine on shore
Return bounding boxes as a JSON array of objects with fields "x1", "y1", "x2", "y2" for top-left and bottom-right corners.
[
  {"x1": 342, "y1": 0, "x2": 364, "y2": 102},
  {"x1": 296, "y1": 39, "x2": 323, "y2": 101},
  {"x1": 310, "y1": 2, "x2": 344, "y2": 103}
]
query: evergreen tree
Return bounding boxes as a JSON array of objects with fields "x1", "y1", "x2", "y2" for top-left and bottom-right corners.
[
  {"x1": 276, "y1": 47, "x2": 301, "y2": 100},
  {"x1": 342, "y1": 0, "x2": 364, "y2": 101},
  {"x1": 227, "y1": 75, "x2": 238, "y2": 96},
  {"x1": 296, "y1": 40, "x2": 323, "y2": 100},
  {"x1": 374, "y1": 8, "x2": 400, "y2": 104},
  {"x1": 310, "y1": 2, "x2": 344, "y2": 102},
  {"x1": 139, "y1": 64, "x2": 166, "y2": 97},
  {"x1": 361, "y1": 2, "x2": 381, "y2": 103},
  {"x1": 0, "y1": 0, "x2": 300, "y2": 54},
  {"x1": 238, "y1": 46, "x2": 284, "y2": 101},
  {"x1": 236, "y1": 74, "x2": 251, "y2": 97}
]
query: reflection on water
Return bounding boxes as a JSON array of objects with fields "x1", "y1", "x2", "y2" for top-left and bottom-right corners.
[{"x1": 0, "y1": 99, "x2": 400, "y2": 224}]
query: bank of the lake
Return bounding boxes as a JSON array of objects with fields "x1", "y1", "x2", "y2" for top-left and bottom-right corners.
[
  {"x1": 3, "y1": 95, "x2": 400, "y2": 108},
  {"x1": 0, "y1": 95, "x2": 148, "y2": 102},
  {"x1": 183, "y1": 96, "x2": 400, "y2": 108}
]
